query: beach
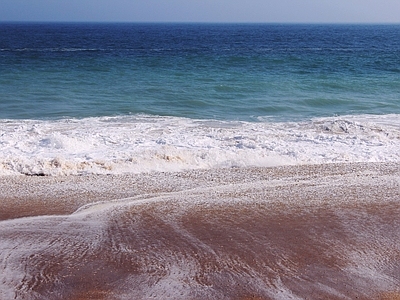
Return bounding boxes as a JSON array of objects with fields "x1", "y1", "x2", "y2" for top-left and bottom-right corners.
[
  {"x1": 1, "y1": 23, "x2": 400, "y2": 300},
  {"x1": 1, "y1": 162, "x2": 400, "y2": 299}
]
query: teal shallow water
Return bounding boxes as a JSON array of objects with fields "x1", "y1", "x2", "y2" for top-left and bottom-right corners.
[
  {"x1": 1, "y1": 24, "x2": 400, "y2": 175},
  {"x1": 1, "y1": 23, "x2": 399, "y2": 121}
]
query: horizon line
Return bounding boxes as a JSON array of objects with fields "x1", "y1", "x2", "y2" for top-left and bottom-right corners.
[{"x1": 1, "y1": 21, "x2": 399, "y2": 25}]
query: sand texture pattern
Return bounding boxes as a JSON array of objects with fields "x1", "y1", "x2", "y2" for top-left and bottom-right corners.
[{"x1": 1, "y1": 162, "x2": 400, "y2": 299}]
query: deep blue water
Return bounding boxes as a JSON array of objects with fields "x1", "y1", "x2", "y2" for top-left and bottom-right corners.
[{"x1": 0, "y1": 23, "x2": 399, "y2": 121}]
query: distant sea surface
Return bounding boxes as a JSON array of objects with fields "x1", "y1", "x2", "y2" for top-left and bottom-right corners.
[{"x1": 1, "y1": 23, "x2": 400, "y2": 175}]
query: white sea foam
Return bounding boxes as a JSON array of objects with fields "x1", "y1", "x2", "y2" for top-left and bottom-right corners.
[{"x1": 1, "y1": 114, "x2": 400, "y2": 176}]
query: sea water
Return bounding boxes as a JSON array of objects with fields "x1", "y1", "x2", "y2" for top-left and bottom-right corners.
[{"x1": 1, "y1": 23, "x2": 400, "y2": 175}]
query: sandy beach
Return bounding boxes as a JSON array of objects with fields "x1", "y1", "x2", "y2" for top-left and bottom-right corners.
[{"x1": 1, "y1": 162, "x2": 400, "y2": 299}]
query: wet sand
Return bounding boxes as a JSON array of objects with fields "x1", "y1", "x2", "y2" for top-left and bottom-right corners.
[{"x1": 1, "y1": 163, "x2": 400, "y2": 299}]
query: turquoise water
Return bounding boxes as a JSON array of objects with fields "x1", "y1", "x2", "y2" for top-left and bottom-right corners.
[
  {"x1": 1, "y1": 23, "x2": 400, "y2": 175},
  {"x1": 1, "y1": 23, "x2": 399, "y2": 121}
]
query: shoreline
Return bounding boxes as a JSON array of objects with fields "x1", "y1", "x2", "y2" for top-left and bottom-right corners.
[
  {"x1": 1, "y1": 162, "x2": 399, "y2": 221},
  {"x1": 1, "y1": 162, "x2": 400, "y2": 299}
]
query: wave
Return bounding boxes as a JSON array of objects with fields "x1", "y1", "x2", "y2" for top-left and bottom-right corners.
[{"x1": 1, "y1": 114, "x2": 400, "y2": 176}]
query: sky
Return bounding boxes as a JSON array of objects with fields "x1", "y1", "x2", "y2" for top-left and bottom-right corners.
[{"x1": 0, "y1": 0, "x2": 399, "y2": 23}]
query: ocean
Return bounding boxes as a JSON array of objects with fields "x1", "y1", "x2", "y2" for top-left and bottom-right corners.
[{"x1": 1, "y1": 23, "x2": 400, "y2": 175}]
